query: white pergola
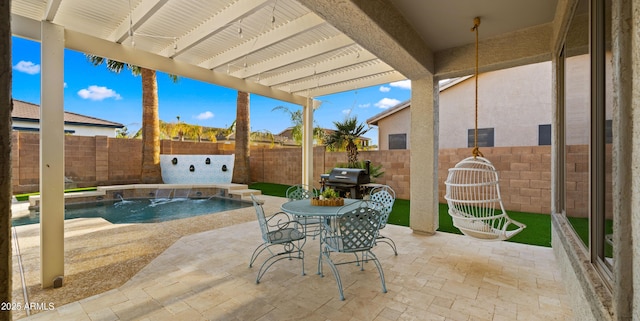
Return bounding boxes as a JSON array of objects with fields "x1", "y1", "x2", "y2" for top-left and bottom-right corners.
[{"x1": 10, "y1": 0, "x2": 558, "y2": 288}]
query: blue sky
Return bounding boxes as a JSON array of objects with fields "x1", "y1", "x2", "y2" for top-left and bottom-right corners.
[{"x1": 11, "y1": 36, "x2": 412, "y2": 145}]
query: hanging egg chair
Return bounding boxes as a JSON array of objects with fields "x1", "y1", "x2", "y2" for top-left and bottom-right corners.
[
  {"x1": 444, "y1": 17, "x2": 525, "y2": 241},
  {"x1": 445, "y1": 156, "x2": 526, "y2": 241}
]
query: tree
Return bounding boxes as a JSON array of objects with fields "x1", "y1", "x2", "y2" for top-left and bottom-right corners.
[
  {"x1": 272, "y1": 105, "x2": 325, "y2": 145},
  {"x1": 233, "y1": 91, "x2": 251, "y2": 184},
  {"x1": 116, "y1": 126, "x2": 130, "y2": 138},
  {"x1": 86, "y1": 56, "x2": 177, "y2": 183},
  {"x1": 325, "y1": 116, "x2": 370, "y2": 167}
]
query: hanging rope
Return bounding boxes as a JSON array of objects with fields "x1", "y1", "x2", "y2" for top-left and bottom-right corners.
[{"x1": 471, "y1": 17, "x2": 484, "y2": 158}]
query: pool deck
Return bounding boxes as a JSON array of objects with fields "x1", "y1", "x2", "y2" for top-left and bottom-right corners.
[{"x1": 11, "y1": 195, "x2": 574, "y2": 320}]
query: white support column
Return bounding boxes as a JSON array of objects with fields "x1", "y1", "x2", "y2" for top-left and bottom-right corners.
[
  {"x1": 409, "y1": 76, "x2": 439, "y2": 234},
  {"x1": 40, "y1": 21, "x2": 65, "y2": 288},
  {"x1": 301, "y1": 98, "x2": 314, "y2": 186}
]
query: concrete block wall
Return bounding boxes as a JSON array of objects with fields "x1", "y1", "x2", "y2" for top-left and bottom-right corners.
[
  {"x1": 65, "y1": 135, "x2": 97, "y2": 184},
  {"x1": 438, "y1": 146, "x2": 553, "y2": 214},
  {"x1": 107, "y1": 137, "x2": 142, "y2": 185},
  {"x1": 11, "y1": 132, "x2": 595, "y2": 216}
]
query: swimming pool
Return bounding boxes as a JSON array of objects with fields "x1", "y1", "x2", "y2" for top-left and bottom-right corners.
[{"x1": 12, "y1": 197, "x2": 252, "y2": 226}]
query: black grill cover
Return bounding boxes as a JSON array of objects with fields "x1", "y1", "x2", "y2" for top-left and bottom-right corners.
[{"x1": 326, "y1": 168, "x2": 370, "y2": 186}]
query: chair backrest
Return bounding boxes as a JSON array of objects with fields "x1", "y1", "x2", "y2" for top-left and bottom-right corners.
[
  {"x1": 369, "y1": 186, "x2": 396, "y2": 228},
  {"x1": 286, "y1": 184, "x2": 317, "y2": 201},
  {"x1": 331, "y1": 201, "x2": 383, "y2": 252},
  {"x1": 444, "y1": 156, "x2": 503, "y2": 219},
  {"x1": 444, "y1": 156, "x2": 525, "y2": 240},
  {"x1": 250, "y1": 194, "x2": 270, "y2": 243}
]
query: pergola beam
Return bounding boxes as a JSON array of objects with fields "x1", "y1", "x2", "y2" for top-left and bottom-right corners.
[
  {"x1": 107, "y1": 0, "x2": 169, "y2": 43},
  {"x1": 231, "y1": 34, "x2": 354, "y2": 80},
  {"x1": 284, "y1": 61, "x2": 395, "y2": 93},
  {"x1": 11, "y1": 14, "x2": 308, "y2": 106},
  {"x1": 295, "y1": 70, "x2": 405, "y2": 97},
  {"x1": 160, "y1": 0, "x2": 271, "y2": 58},
  {"x1": 43, "y1": 0, "x2": 63, "y2": 22},
  {"x1": 202, "y1": 12, "x2": 325, "y2": 70},
  {"x1": 261, "y1": 49, "x2": 377, "y2": 87},
  {"x1": 298, "y1": 0, "x2": 433, "y2": 78}
]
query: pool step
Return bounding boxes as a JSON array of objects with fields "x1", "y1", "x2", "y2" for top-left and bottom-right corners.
[{"x1": 228, "y1": 189, "x2": 262, "y2": 200}]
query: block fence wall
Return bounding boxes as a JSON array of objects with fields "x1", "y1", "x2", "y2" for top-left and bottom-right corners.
[
  {"x1": 12, "y1": 132, "x2": 595, "y2": 216},
  {"x1": 11, "y1": 132, "x2": 235, "y2": 194}
]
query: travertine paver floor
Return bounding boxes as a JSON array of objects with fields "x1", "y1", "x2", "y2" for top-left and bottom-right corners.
[{"x1": 14, "y1": 196, "x2": 574, "y2": 320}]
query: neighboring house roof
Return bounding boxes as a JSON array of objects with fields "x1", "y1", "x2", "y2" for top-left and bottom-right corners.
[
  {"x1": 366, "y1": 76, "x2": 472, "y2": 126},
  {"x1": 366, "y1": 100, "x2": 410, "y2": 126},
  {"x1": 12, "y1": 99, "x2": 125, "y2": 128}
]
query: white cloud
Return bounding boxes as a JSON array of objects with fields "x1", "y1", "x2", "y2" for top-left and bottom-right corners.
[
  {"x1": 77, "y1": 85, "x2": 122, "y2": 101},
  {"x1": 389, "y1": 80, "x2": 411, "y2": 90},
  {"x1": 379, "y1": 86, "x2": 390, "y2": 92},
  {"x1": 358, "y1": 103, "x2": 371, "y2": 108},
  {"x1": 13, "y1": 61, "x2": 40, "y2": 75},
  {"x1": 64, "y1": 82, "x2": 67, "y2": 88},
  {"x1": 195, "y1": 111, "x2": 214, "y2": 120},
  {"x1": 342, "y1": 109, "x2": 352, "y2": 115},
  {"x1": 375, "y1": 98, "x2": 401, "y2": 109}
]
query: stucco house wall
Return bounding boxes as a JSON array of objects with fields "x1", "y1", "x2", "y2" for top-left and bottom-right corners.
[
  {"x1": 11, "y1": 100, "x2": 124, "y2": 138},
  {"x1": 439, "y1": 61, "x2": 553, "y2": 148},
  {"x1": 12, "y1": 119, "x2": 121, "y2": 137},
  {"x1": 376, "y1": 107, "x2": 411, "y2": 150},
  {"x1": 370, "y1": 61, "x2": 556, "y2": 150}
]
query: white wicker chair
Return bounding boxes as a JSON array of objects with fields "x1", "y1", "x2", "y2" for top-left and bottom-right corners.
[{"x1": 444, "y1": 156, "x2": 526, "y2": 241}]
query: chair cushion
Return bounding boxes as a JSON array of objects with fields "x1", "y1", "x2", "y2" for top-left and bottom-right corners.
[
  {"x1": 295, "y1": 216, "x2": 324, "y2": 225},
  {"x1": 267, "y1": 228, "x2": 305, "y2": 244}
]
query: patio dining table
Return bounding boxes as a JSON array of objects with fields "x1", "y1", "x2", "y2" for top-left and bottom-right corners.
[{"x1": 281, "y1": 198, "x2": 359, "y2": 274}]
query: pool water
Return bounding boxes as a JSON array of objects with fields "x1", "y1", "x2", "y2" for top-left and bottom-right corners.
[{"x1": 12, "y1": 197, "x2": 252, "y2": 226}]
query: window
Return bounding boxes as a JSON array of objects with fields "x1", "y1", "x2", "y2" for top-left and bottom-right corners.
[
  {"x1": 467, "y1": 128, "x2": 494, "y2": 147},
  {"x1": 561, "y1": 0, "x2": 613, "y2": 281},
  {"x1": 539, "y1": 124, "x2": 552, "y2": 145},
  {"x1": 388, "y1": 133, "x2": 407, "y2": 150}
]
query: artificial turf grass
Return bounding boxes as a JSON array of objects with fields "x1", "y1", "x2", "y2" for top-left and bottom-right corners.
[
  {"x1": 249, "y1": 182, "x2": 552, "y2": 247},
  {"x1": 392, "y1": 200, "x2": 552, "y2": 247},
  {"x1": 13, "y1": 187, "x2": 98, "y2": 202},
  {"x1": 248, "y1": 182, "x2": 290, "y2": 198}
]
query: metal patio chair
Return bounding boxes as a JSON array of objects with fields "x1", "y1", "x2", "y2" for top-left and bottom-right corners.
[
  {"x1": 319, "y1": 200, "x2": 387, "y2": 300},
  {"x1": 286, "y1": 184, "x2": 323, "y2": 238},
  {"x1": 249, "y1": 194, "x2": 306, "y2": 283},
  {"x1": 369, "y1": 185, "x2": 398, "y2": 255}
]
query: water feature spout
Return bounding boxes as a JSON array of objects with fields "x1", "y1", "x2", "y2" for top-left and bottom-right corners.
[{"x1": 160, "y1": 155, "x2": 235, "y2": 184}]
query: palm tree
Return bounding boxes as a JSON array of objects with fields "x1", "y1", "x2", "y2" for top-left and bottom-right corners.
[
  {"x1": 272, "y1": 105, "x2": 326, "y2": 145},
  {"x1": 325, "y1": 116, "x2": 370, "y2": 167},
  {"x1": 250, "y1": 130, "x2": 275, "y2": 147},
  {"x1": 86, "y1": 56, "x2": 177, "y2": 183},
  {"x1": 233, "y1": 91, "x2": 251, "y2": 184}
]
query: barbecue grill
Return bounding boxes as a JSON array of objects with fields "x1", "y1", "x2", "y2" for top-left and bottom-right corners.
[{"x1": 321, "y1": 161, "x2": 371, "y2": 199}]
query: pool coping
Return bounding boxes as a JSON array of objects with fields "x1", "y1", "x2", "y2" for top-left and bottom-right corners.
[{"x1": 26, "y1": 183, "x2": 261, "y2": 211}]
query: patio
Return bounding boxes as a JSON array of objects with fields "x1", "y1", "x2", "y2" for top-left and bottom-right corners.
[{"x1": 13, "y1": 196, "x2": 573, "y2": 320}]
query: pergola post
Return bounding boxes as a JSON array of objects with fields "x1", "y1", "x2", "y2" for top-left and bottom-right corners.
[
  {"x1": 40, "y1": 21, "x2": 65, "y2": 288},
  {"x1": 301, "y1": 98, "x2": 314, "y2": 186},
  {"x1": 409, "y1": 76, "x2": 439, "y2": 234}
]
